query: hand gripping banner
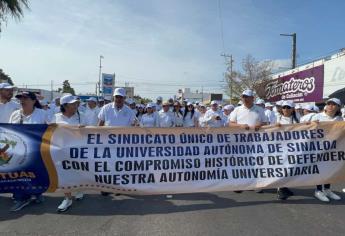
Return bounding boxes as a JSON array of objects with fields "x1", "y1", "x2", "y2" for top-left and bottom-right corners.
[{"x1": 1, "y1": 122, "x2": 345, "y2": 195}]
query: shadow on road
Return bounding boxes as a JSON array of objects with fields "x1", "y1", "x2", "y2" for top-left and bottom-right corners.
[{"x1": 1, "y1": 188, "x2": 345, "y2": 221}]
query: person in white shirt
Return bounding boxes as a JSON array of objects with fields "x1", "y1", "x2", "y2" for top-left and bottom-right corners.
[
  {"x1": 204, "y1": 101, "x2": 224, "y2": 127},
  {"x1": 136, "y1": 104, "x2": 145, "y2": 123},
  {"x1": 276, "y1": 100, "x2": 299, "y2": 125},
  {"x1": 98, "y1": 97, "x2": 105, "y2": 108},
  {"x1": 173, "y1": 101, "x2": 184, "y2": 127},
  {"x1": 140, "y1": 103, "x2": 159, "y2": 127},
  {"x1": 98, "y1": 88, "x2": 136, "y2": 127},
  {"x1": 157, "y1": 101, "x2": 175, "y2": 127},
  {"x1": 273, "y1": 100, "x2": 283, "y2": 119},
  {"x1": 197, "y1": 104, "x2": 208, "y2": 127},
  {"x1": 255, "y1": 98, "x2": 265, "y2": 109},
  {"x1": 10, "y1": 92, "x2": 49, "y2": 124},
  {"x1": 311, "y1": 98, "x2": 343, "y2": 202},
  {"x1": 155, "y1": 96, "x2": 163, "y2": 112},
  {"x1": 264, "y1": 102, "x2": 276, "y2": 125},
  {"x1": 275, "y1": 100, "x2": 298, "y2": 200},
  {"x1": 222, "y1": 104, "x2": 235, "y2": 126},
  {"x1": 183, "y1": 102, "x2": 199, "y2": 127},
  {"x1": 51, "y1": 94, "x2": 86, "y2": 212},
  {"x1": 98, "y1": 88, "x2": 136, "y2": 196},
  {"x1": 9, "y1": 91, "x2": 48, "y2": 212},
  {"x1": 299, "y1": 104, "x2": 316, "y2": 123},
  {"x1": 0, "y1": 83, "x2": 20, "y2": 123},
  {"x1": 126, "y1": 98, "x2": 137, "y2": 115},
  {"x1": 294, "y1": 104, "x2": 303, "y2": 121},
  {"x1": 229, "y1": 90, "x2": 268, "y2": 130},
  {"x1": 84, "y1": 97, "x2": 100, "y2": 126}
]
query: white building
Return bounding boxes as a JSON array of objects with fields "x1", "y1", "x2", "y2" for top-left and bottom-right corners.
[{"x1": 176, "y1": 88, "x2": 212, "y2": 103}]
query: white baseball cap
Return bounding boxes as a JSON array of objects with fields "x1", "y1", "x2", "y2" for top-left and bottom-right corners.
[
  {"x1": 242, "y1": 89, "x2": 254, "y2": 97},
  {"x1": 295, "y1": 104, "x2": 302, "y2": 109},
  {"x1": 303, "y1": 104, "x2": 314, "y2": 111},
  {"x1": 255, "y1": 99, "x2": 265, "y2": 105},
  {"x1": 126, "y1": 98, "x2": 135, "y2": 104},
  {"x1": 276, "y1": 100, "x2": 283, "y2": 106},
  {"x1": 60, "y1": 94, "x2": 78, "y2": 105},
  {"x1": 281, "y1": 100, "x2": 295, "y2": 108},
  {"x1": 326, "y1": 98, "x2": 341, "y2": 106},
  {"x1": 223, "y1": 104, "x2": 235, "y2": 111},
  {"x1": 313, "y1": 105, "x2": 320, "y2": 112},
  {"x1": 146, "y1": 103, "x2": 155, "y2": 108},
  {"x1": 86, "y1": 97, "x2": 97, "y2": 102},
  {"x1": 113, "y1": 88, "x2": 126, "y2": 97},
  {"x1": 0, "y1": 83, "x2": 14, "y2": 89},
  {"x1": 210, "y1": 101, "x2": 218, "y2": 105},
  {"x1": 265, "y1": 102, "x2": 273, "y2": 107}
]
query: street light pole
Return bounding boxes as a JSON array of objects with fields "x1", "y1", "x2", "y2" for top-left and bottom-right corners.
[
  {"x1": 98, "y1": 55, "x2": 104, "y2": 97},
  {"x1": 280, "y1": 33, "x2": 297, "y2": 69}
]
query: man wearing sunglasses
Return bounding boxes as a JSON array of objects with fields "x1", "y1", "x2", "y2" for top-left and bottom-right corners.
[{"x1": 229, "y1": 89, "x2": 268, "y2": 130}]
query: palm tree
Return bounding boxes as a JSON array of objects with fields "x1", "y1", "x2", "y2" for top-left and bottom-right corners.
[{"x1": 0, "y1": 0, "x2": 29, "y2": 32}]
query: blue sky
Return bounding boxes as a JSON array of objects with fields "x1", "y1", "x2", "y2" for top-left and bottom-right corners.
[{"x1": 0, "y1": 0, "x2": 344, "y2": 100}]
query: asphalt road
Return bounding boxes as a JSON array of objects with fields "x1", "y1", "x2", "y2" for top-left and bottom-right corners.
[{"x1": 1, "y1": 185, "x2": 345, "y2": 236}]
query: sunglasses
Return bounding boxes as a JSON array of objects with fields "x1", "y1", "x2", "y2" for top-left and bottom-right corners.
[{"x1": 282, "y1": 106, "x2": 292, "y2": 109}]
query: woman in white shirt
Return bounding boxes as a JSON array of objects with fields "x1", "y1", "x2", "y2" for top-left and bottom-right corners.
[
  {"x1": 51, "y1": 94, "x2": 86, "y2": 212},
  {"x1": 183, "y1": 102, "x2": 199, "y2": 127},
  {"x1": 275, "y1": 100, "x2": 297, "y2": 200},
  {"x1": 140, "y1": 103, "x2": 158, "y2": 127},
  {"x1": 311, "y1": 98, "x2": 343, "y2": 202},
  {"x1": 9, "y1": 91, "x2": 49, "y2": 212},
  {"x1": 197, "y1": 104, "x2": 208, "y2": 127},
  {"x1": 173, "y1": 101, "x2": 184, "y2": 127}
]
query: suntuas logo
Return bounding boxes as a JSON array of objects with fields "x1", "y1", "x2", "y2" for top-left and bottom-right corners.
[
  {"x1": 0, "y1": 138, "x2": 17, "y2": 166},
  {"x1": 0, "y1": 130, "x2": 28, "y2": 171}
]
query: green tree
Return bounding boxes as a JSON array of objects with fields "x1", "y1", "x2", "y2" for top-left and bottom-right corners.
[
  {"x1": 0, "y1": 68, "x2": 14, "y2": 85},
  {"x1": 59, "y1": 80, "x2": 76, "y2": 95},
  {"x1": 0, "y1": 0, "x2": 29, "y2": 33},
  {"x1": 133, "y1": 95, "x2": 152, "y2": 104}
]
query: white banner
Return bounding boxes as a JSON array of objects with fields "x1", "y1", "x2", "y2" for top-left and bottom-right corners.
[{"x1": 46, "y1": 122, "x2": 345, "y2": 194}]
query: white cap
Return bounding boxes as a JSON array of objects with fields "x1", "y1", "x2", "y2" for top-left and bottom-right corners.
[
  {"x1": 60, "y1": 94, "x2": 78, "y2": 105},
  {"x1": 86, "y1": 97, "x2": 97, "y2": 102},
  {"x1": 223, "y1": 104, "x2": 235, "y2": 111},
  {"x1": 126, "y1": 98, "x2": 135, "y2": 104},
  {"x1": 326, "y1": 98, "x2": 341, "y2": 106},
  {"x1": 210, "y1": 101, "x2": 218, "y2": 105},
  {"x1": 242, "y1": 89, "x2": 254, "y2": 97},
  {"x1": 40, "y1": 100, "x2": 48, "y2": 106},
  {"x1": 98, "y1": 97, "x2": 104, "y2": 102},
  {"x1": 281, "y1": 100, "x2": 295, "y2": 108},
  {"x1": 303, "y1": 104, "x2": 314, "y2": 111},
  {"x1": 313, "y1": 105, "x2": 320, "y2": 112},
  {"x1": 187, "y1": 102, "x2": 193, "y2": 106},
  {"x1": 146, "y1": 103, "x2": 155, "y2": 108},
  {"x1": 199, "y1": 103, "x2": 206, "y2": 107},
  {"x1": 156, "y1": 96, "x2": 163, "y2": 101},
  {"x1": 255, "y1": 98, "x2": 265, "y2": 105},
  {"x1": 0, "y1": 83, "x2": 14, "y2": 89},
  {"x1": 113, "y1": 87, "x2": 126, "y2": 97},
  {"x1": 295, "y1": 104, "x2": 302, "y2": 109},
  {"x1": 276, "y1": 100, "x2": 283, "y2": 106},
  {"x1": 265, "y1": 102, "x2": 273, "y2": 107}
]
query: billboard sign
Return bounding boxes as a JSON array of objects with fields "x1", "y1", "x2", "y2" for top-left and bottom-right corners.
[
  {"x1": 265, "y1": 65, "x2": 324, "y2": 103},
  {"x1": 102, "y1": 73, "x2": 115, "y2": 100}
]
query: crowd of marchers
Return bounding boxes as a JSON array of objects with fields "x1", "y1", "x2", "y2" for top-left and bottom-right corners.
[{"x1": 0, "y1": 82, "x2": 344, "y2": 212}]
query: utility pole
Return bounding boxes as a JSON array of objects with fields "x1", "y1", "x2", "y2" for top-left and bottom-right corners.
[
  {"x1": 280, "y1": 33, "x2": 297, "y2": 69},
  {"x1": 50, "y1": 80, "x2": 53, "y2": 101},
  {"x1": 221, "y1": 53, "x2": 234, "y2": 103},
  {"x1": 98, "y1": 55, "x2": 104, "y2": 97},
  {"x1": 201, "y1": 86, "x2": 204, "y2": 103}
]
